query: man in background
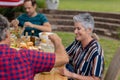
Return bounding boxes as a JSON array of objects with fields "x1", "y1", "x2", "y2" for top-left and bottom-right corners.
[{"x1": 11, "y1": 0, "x2": 51, "y2": 37}]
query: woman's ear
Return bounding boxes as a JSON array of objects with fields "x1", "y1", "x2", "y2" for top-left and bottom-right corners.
[{"x1": 87, "y1": 28, "x2": 92, "y2": 34}]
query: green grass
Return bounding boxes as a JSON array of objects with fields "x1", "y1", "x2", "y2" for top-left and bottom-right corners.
[
  {"x1": 55, "y1": 31, "x2": 120, "y2": 78},
  {"x1": 55, "y1": 31, "x2": 75, "y2": 47},
  {"x1": 99, "y1": 37, "x2": 120, "y2": 73},
  {"x1": 59, "y1": 0, "x2": 120, "y2": 13}
]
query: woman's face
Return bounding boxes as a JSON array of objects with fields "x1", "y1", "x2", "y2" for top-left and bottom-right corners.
[{"x1": 74, "y1": 22, "x2": 91, "y2": 41}]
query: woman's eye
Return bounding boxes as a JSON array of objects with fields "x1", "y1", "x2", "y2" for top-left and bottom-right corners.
[
  {"x1": 73, "y1": 28, "x2": 76, "y2": 30},
  {"x1": 74, "y1": 27, "x2": 81, "y2": 31},
  {"x1": 77, "y1": 27, "x2": 81, "y2": 30}
]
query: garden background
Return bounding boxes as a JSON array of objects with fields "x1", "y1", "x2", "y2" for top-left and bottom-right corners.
[{"x1": 0, "y1": 0, "x2": 120, "y2": 79}]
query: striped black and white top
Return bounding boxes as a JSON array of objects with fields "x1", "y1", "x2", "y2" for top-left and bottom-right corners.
[{"x1": 66, "y1": 39, "x2": 104, "y2": 79}]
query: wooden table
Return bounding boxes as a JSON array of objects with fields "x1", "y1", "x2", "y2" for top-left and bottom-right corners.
[{"x1": 34, "y1": 68, "x2": 68, "y2": 80}]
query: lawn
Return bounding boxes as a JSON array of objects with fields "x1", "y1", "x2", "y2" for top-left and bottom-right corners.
[
  {"x1": 59, "y1": 0, "x2": 120, "y2": 13},
  {"x1": 55, "y1": 31, "x2": 120, "y2": 78}
]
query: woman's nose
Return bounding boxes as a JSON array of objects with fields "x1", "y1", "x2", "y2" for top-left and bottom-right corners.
[{"x1": 74, "y1": 29, "x2": 77, "y2": 34}]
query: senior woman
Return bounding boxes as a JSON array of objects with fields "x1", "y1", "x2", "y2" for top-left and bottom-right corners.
[{"x1": 59, "y1": 13, "x2": 104, "y2": 80}]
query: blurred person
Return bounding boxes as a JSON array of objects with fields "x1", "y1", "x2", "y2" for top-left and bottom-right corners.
[
  {"x1": 0, "y1": 14, "x2": 68, "y2": 80},
  {"x1": 59, "y1": 13, "x2": 104, "y2": 80},
  {"x1": 11, "y1": 0, "x2": 51, "y2": 37}
]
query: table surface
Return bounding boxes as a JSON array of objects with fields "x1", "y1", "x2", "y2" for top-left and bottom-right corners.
[{"x1": 34, "y1": 68, "x2": 68, "y2": 80}]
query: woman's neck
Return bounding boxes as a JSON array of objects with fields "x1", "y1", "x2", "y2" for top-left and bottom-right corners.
[{"x1": 81, "y1": 36, "x2": 93, "y2": 49}]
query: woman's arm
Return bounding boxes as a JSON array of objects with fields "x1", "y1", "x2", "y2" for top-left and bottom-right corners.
[{"x1": 59, "y1": 67, "x2": 100, "y2": 80}]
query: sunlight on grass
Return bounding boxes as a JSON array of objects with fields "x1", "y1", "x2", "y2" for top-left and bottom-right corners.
[
  {"x1": 59, "y1": 0, "x2": 120, "y2": 13},
  {"x1": 55, "y1": 31, "x2": 75, "y2": 47},
  {"x1": 99, "y1": 37, "x2": 120, "y2": 74}
]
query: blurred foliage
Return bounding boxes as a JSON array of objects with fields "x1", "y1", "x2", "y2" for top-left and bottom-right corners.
[
  {"x1": 0, "y1": 0, "x2": 46, "y2": 20},
  {"x1": 36, "y1": 0, "x2": 46, "y2": 9},
  {"x1": 0, "y1": 6, "x2": 24, "y2": 20}
]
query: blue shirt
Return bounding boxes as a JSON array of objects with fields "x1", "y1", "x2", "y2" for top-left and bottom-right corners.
[
  {"x1": 17, "y1": 13, "x2": 48, "y2": 37},
  {"x1": 66, "y1": 39, "x2": 104, "y2": 79}
]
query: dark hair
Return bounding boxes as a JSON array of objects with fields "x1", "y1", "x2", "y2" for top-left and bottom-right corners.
[{"x1": 24, "y1": 0, "x2": 36, "y2": 6}]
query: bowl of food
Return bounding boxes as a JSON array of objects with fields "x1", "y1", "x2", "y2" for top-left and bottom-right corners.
[
  {"x1": 39, "y1": 32, "x2": 53, "y2": 43},
  {"x1": 39, "y1": 32, "x2": 54, "y2": 52}
]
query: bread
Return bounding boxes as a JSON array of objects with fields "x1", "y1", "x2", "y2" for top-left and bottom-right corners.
[
  {"x1": 27, "y1": 41, "x2": 33, "y2": 46},
  {"x1": 19, "y1": 42, "x2": 28, "y2": 49},
  {"x1": 29, "y1": 46, "x2": 38, "y2": 50}
]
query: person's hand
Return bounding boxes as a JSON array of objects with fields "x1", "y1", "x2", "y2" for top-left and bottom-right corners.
[
  {"x1": 10, "y1": 19, "x2": 19, "y2": 28},
  {"x1": 57, "y1": 66, "x2": 72, "y2": 78},
  {"x1": 48, "y1": 34, "x2": 62, "y2": 46},
  {"x1": 49, "y1": 34, "x2": 69, "y2": 67},
  {"x1": 24, "y1": 22, "x2": 34, "y2": 28}
]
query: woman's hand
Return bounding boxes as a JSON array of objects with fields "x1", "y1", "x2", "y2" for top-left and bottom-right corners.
[
  {"x1": 48, "y1": 34, "x2": 62, "y2": 47},
  {"x1": 58, "y1": 66, "x2": 73, "y2": 78}
]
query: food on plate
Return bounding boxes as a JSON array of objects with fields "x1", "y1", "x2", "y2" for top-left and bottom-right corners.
[
  {"x1": 19, "y1": 42, "x2": 28, "y2": 49},
  {"x1": 10, "y1": 38, "x2": 15, "y2": 42},
  {"x1": 39, "y1": 32, "x2": 54, "y2": 43},
  {"x1": 40, "y1": 32, "x2": 48, "y2": 43},
  {"x1": 18, "y1": 41, "x2": 42, "y2": 51},
  {"x1": 41, "y1": 39, "x2": 47, "y2": 43},
  {"x1": 21, "y1": 36, "x2": 30, "y2": 42},
  {"x1": 29, "y1": 46, "x2": 38, "y2": 50},
  {"x1": 27, "y1": 41, "x2": 33, "y2": 47}
]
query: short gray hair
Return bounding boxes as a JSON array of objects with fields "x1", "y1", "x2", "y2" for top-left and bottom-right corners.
[
  {"x1": 73, "y1": 13, "x2": 94, "y2": 31},
  {"x1": 0, "y1": 14, "x2": 10, "y2": 41}
]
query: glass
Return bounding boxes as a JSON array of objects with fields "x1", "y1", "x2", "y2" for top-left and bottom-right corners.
[{"x1": 40, "y1": 40, "x2": 54, "y2": 53}]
